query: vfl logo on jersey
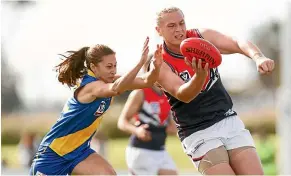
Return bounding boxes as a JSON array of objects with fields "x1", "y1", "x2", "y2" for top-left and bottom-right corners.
[
  {"x1": 94, "y1": 101, "x2": 106, "y2": 117},
  {"x1": 150, "y1": 102, "x2": 161, "y2": 114},
  {"x1": 179, "y1": 70, "x2": 191, "y2": 82},
  {"x1": 178, "y1": 68, "x2": 220, "y2": 92}
]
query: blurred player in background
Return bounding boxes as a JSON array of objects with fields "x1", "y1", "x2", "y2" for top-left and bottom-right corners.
[
  {"x1": 18, "y1": 131, "x2": 39, "y2": 168},
  {"x1": 118, "y1": 57, "x2": 178, "y2": 175},
  {"x1": 90, "y1": 131, "x2": 108, "y2": 159},
  {"x1": 29, "y1": 38, "x2": 163, "y2": 175},
  {"x1": 147, "y1": 6, "x2": 275, "y2": 175}
]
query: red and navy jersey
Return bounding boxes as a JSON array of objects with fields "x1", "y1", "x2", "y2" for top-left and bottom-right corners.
[
  {"x1": 163, "y1": 29, "x2": 236, "y2": 141},
  {"x1": 129, "y1": 88, "x2": 172, "y2": 150}
]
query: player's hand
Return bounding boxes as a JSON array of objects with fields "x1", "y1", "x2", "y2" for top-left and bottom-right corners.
[
  {"x1": 255, "y1": 57, "x2": 275, "y2": 74},
  {"x1": 135, "y1": 124, "x2": 152, "y2": 142},
  {"x1": 152, "y1": 44, "x2": 163, "y2": 69},
  {"x1": 185, "y1": 57, "x2": 209, "y2": 77},
  {"x1": 139, "y1": 37, "x2": 150, "y2": 64}
]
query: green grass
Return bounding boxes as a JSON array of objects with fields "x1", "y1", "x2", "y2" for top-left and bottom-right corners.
[
  {"x1": 1, "y1": 136, "x2": 196, "y2": 172},
  {"x1": 2, "y1": 135, "x2": 277, "y2": 174},
  {"x1": 107, "y1": 136, "x2": 196, "y2": 171},
  {"x1": 1, "y1": 144, "x2": 19, "y2": 168}
]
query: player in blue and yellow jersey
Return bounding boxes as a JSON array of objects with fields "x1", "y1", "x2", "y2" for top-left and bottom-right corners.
[{"x1": 29, "y1": 37, "x2": 163, "y2": 175}]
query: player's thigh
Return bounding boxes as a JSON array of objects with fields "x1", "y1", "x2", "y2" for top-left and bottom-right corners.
[
  {"x1": 199, "y1": 146, "x2": 235, "y2": 175},
  {"x1": 72, "y1": 153, "x2": 116, "y2": 175},
  {"x1": 223, "y1": 117, "x2": 263, "y2": 175},
  {"x1": 184, "y1": 138, "x2": 235, "y2": 175},
  {"x1": 228, "y1": 146, "x2": 264, "y2": 175}
]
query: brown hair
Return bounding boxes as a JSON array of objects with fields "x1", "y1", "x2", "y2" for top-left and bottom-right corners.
[
  {"x1": 156, "y1": 6, "x2": 184, "y2": 26},
  {"x1": 55, "y1": 45, "x2": 115, "y2": 87}
]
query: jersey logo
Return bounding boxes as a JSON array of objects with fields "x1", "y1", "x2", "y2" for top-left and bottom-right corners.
[
  {"x1": 150, "y1": 102, "x2": 161, "y2": 114},
  {"x1": 35, "y1": 171, "x2": 47, "y2": 176},
  {"x1": 94, "y1": 101, "x2": 106, "y2": 116},
  {"x1": 178, "y1": 68, "x2": 220, "y2": 92},
  {"x1": 224, "y1": 109, "x2": 236, "y2": 116},
  {"x1": 179, "y1": 70, "x2": 191, "y2": 82}
]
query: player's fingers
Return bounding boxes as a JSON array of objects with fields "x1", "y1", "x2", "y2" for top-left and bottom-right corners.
[
  {"x1": 197, "y1": 59, "x2": 202, "y2": 70},
  {"x1": 258, "y1": 67, "x2": 266, "y2": 74},
  {"x1": 184, "y1": 57, "x2": 191, "y2": 66},
  {"x1": 142, "y1": 124, "x2": 149, "y2": 129},
  {"x1": 267, "y1": 61, "x2": 274, "y2": 71},
  {"x1": 204, "y1": 63, "x2": 209, "y2": 70},
  {"x1": 260, "y1": 63, "x2": 269, "y2": 72},
  {"x1": 142, "y1": 37, "x2": 149, "y2": 52},
  {"x1": 159, "y1": 44, "x2": 162, "y2": 51},
  {"x1": 158, "y1": 45, "x2": 162, "y2": 55},
  {"x1": 143, "y1": 36, "x2": 149, "y2": 46},
  {"x1": 192, "y1": 58, "x2": 197, "y2": 70},
  {"x1": 142, "y1": 46, "x2": 149, "y2": 55}
]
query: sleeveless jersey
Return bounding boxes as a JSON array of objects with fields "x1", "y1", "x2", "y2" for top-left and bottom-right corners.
[
  {"x1": 163, "y1": 29, "x2": 237, "y2": 141},
  {"x1": 129, "y1": 88, "x2": 172, "y2": 150},
  {"x1": 39, "y1": 70, "x2": 112, "y2": 160}
]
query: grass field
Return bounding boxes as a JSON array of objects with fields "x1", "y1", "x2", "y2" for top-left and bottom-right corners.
[
  {"x1": 2, "y1": 135, "x2": 277, "y2": 174},
  {"x1": 2, "y1": 136, "x2": 197, "y2": 172}
]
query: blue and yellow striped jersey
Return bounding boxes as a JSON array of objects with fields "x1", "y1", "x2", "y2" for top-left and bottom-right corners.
[{"x1": 40, "y1": 70, "x2": 112, "y2": 160}]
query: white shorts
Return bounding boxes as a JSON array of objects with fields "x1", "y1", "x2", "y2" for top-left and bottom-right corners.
[
  {"x1": 182, "y1": 115, "x2": 255, "y2": 168},
  {"x1": 126, "y1": 146, "x2": 177, "y2": 175}
]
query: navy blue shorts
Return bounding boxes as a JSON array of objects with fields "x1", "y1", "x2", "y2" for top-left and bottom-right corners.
[{"x1": 29, "y1": 146, "x2": 95, "y2": 175}]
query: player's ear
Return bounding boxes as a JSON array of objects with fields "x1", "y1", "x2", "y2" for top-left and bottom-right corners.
[{"x1": 155, "y1": 26, "x2": 162, "y2": 36}]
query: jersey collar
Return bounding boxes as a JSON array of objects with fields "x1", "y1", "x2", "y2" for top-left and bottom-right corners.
[{"x1": 163, "y1": 41, "x2": 184, "y2": 59}]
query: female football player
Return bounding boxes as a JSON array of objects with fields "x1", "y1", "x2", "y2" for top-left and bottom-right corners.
[
  {"x1": 148, "y1": 6, "x2": 274, "y2": 175},
  {"x1": 29, "y1": 37, "x2": 163, "y2": 175}
]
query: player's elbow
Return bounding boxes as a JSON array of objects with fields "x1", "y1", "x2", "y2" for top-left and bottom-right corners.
[
  {"x1": 108, "y1": 83, "x2": 122, "y2": 96},
  {"x1": 178, "y1": 97, "x2": 192, "y2": 103},
  {"x1": 117, "y1": 118, "x2": 125, "y2": 131}
]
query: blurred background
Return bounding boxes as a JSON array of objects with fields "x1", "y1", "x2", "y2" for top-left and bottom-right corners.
[{"x1": 1, "y1": 0, "x2": 291, "y2": 175}]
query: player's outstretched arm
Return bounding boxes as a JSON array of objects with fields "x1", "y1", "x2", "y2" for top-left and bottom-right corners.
[
  {"x1": 199, "y1": 28, "x2": 275, "y2": 74},
  {"x1": 156, "y1": 59, "x2": 208, "y2": 103},
  {"x1": 83, "y1": 37, "x2": 150, "y2": 98},
  {"x1": 121, "y1": 44, "x2": 163, "y2": 90}
]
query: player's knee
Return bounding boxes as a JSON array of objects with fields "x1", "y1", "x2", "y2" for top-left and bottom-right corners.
[
  {"x1": 198, "y1": 146, "x2": 229, "y2": 174},
  {"x1": 158, "y1": 169, "x2": 178, "y2": 175}
]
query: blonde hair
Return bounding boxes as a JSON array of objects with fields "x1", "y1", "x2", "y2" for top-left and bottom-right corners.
[{"x1": 156, "y1": 6, "x2": 184, "y2": 26}]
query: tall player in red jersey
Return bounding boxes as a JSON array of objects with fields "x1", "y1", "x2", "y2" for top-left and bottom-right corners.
[
  {"x1": 147, "y1": 6, "x2": 275, "y2": 175},
  {"x1": 118, "y1": 55, "x2": 178, "y2": 175}
]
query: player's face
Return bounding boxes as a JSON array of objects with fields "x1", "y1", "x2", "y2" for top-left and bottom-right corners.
[
  {"x1": 156, "y1": 11, "x2": 187, "y2": 46},
  {"x1": 91, "y1": 54, "x2": 117, "y2": 83}
]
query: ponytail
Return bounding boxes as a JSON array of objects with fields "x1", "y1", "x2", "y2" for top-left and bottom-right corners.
[{"x1": 55, "y1": 47, "x2": 89, "y2": 87}]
